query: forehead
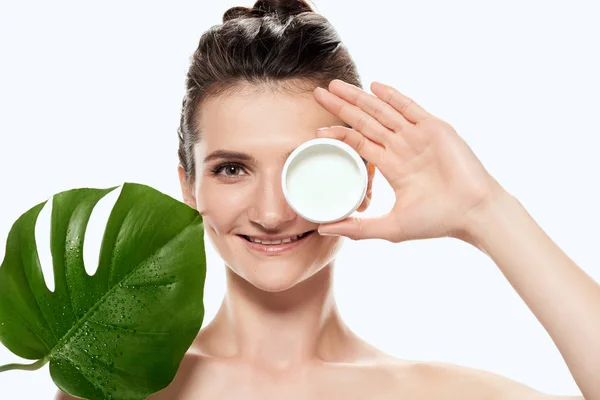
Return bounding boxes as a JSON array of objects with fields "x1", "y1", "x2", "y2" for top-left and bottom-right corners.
[{"x1": 195, "y1": 87, "x2": 343, "y2": 155}]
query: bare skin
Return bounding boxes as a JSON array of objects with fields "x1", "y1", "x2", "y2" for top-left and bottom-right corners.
[
  {"x1": 142, "y1": 269, "x2": 582, "y2": 400},
  {"x1": 56, "y1": 80, "x2": 595, "y2": 399}
]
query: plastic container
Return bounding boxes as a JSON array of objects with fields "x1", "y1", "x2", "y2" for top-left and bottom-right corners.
[{"x1": 281, "y1": 138, "x2": 368, "y2": 224}]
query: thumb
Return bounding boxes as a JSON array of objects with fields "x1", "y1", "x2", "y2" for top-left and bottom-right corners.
[{"x1": 317, "y1": 213, "x2": 399, "y2": 242}]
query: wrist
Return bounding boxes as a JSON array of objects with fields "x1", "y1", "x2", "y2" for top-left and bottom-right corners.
[{"x1": 459, "y1": 184, "x2": 516, "y2": 250}]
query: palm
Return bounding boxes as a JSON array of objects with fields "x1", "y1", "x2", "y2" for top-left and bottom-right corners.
[{"x1": 384, "y1": 118, "x2": 499, "y2": 241}]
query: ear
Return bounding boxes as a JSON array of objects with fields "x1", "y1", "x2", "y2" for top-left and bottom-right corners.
[
  {"x1": 177, "y1": 163, "x2": 197, "y2": 209},
  {"x1": 356, "y1": 162, "x2": 375, "y2": 213}
]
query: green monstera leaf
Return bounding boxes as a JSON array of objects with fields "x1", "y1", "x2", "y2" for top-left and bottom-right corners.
[{"x1": 0, "y1": 182, "x2": 206, "y2": 400}]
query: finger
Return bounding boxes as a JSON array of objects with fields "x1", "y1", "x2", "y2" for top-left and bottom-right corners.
[
  {"x1": 370, "y1": 82, "x2": 432, "y2": 124},
  {"x1": 315, "y1": 126, "x2": 385, "y2": 166},
  {"x1": 317, "y1": 213, "x2": 400, "y2": 242},
  {"x1": 313, "y1": 86, "x2": 392, "y2": 147},
  {"x1": 328, "y1": 79, "x2": 413, "y2": 134},
  {"x1": 316, "y1": 126, "x2": 415, "y2": 182}
]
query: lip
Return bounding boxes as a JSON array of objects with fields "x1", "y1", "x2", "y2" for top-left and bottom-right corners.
[{"x1": 238, "y1": 231, "x2": 315, "y2": 255}]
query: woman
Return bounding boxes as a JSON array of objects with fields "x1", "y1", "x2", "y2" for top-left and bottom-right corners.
[{"x1": 56, "y1": 0, "x2": 599, "y2": 398}]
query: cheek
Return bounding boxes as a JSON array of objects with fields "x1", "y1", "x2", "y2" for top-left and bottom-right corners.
[
  {"x1": 319, "y1": 236, "x2": 345, "y2": 262},
  {"x1": 196, "y1": 180, "x2": 251, "y2": 233}
]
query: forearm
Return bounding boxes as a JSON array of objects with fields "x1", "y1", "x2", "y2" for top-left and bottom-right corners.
[{"x1": 464, "y1": 190, "x2": 600, "y2": 400}]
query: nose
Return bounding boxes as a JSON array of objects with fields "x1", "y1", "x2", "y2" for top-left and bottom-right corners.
[{"x1": 247, "y1": 170, "x2": 297, "y2": 230}]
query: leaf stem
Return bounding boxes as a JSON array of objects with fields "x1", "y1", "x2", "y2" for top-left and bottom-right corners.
[{"x1": 0, "y1": 356, "x2": 49, "y2": 372}]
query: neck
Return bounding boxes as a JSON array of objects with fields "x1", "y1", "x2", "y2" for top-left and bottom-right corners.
[{"x1": 192, "y1": 263, "x2": 363, "y2": 370}]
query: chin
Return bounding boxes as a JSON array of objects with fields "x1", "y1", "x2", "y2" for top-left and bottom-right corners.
[{"x1": 230, "y1": 260, "x2": 321, "y2": 293}]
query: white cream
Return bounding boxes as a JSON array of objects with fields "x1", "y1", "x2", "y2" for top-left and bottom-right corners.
[{"x1": 282, "y1": 138, "x2": 367, "y2": 223}]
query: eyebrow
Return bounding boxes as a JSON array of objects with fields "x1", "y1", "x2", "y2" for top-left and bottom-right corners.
[{"x1": 203, "y1": 149, "x2": 295, "y2": 164}]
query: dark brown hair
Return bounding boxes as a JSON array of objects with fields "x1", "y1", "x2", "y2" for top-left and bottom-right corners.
[{"x1": 177, "y1": 0, "x2": 363, "y2": 186}]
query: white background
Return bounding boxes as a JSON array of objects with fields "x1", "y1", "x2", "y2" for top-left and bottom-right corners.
[{"x1": 1, "y1": 0, "x2": 599, "y2": 398}]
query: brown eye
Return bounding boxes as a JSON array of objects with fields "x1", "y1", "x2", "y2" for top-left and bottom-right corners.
[
  {"x1": 210, "y1": 162, "x2": 247, "y2": 178},
  {"x1": 224, "y1": 165, "x2": 240, "y2": 176}
]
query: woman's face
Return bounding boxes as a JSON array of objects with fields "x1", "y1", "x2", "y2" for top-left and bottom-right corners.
[{"x1": 178, "y1": 84, "x2": 372, "y2": 292}]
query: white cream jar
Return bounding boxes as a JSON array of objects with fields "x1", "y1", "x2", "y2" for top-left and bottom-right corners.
[{"x1": 282, "y1": 138, "x2": 368, "y2": 224}]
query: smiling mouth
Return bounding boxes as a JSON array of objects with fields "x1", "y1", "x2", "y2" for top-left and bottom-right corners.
[{"x1": 239, "y1": 230, "x2": 316, "y2": 244}]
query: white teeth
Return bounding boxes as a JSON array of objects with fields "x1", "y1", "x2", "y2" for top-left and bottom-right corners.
[{"x1": 247, "y1": 233, "x2": 306, "y2": 245}]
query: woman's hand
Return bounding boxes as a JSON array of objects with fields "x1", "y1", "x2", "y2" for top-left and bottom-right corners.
[{"x1": 312, "y1": 79, "x2": 506, "y2": 243}]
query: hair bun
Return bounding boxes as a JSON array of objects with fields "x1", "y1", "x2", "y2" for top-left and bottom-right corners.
[
  {"x1": 223, "y1": 0, "x2": 314, "y2": 23},
  {"x1": 222, "y1": 6, "x2": 253, "y2": 22}
]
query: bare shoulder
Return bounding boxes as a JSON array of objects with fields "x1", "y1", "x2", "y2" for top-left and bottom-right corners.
[
  {"x1": 53, "y1": 353, "x2": 210, "y2": 400},
  {"x1": 390, "y1": 360, "x2": 584, "y2": 400},
  {"x1": 54, "y1": 390, "x2": 82, "y2": 400}
]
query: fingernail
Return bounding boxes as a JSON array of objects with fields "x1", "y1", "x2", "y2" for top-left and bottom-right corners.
[{"x1": 319, "y1": 231, "x2": 340, "y2": 236}]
